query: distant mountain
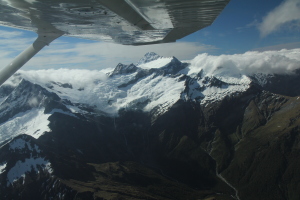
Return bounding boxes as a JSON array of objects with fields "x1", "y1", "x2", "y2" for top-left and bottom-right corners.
[
  {"x1": 0, "y1": 52, "x2": 300, "y2": 200},
  {"x1": 251, "y1": 69, "x2": 300, "y2": 97},
  {"x1": 136, "y1": 52, "x2": 161, "y2": 66}
]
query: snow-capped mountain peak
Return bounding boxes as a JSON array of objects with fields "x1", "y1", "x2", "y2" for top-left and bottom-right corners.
[
  {"x1": 110, "y1": 63, "x2": 138, "y2": 76},
  {"x1": 136, "y1": 53, "x2": 187, "y2": 76},
  {"x1": 136, "y1": 52, "x2": 161, "y2": 66}
]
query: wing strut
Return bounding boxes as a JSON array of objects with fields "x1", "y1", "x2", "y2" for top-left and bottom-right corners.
[{"x1": 0, "y1": 33, "x2": 62, "y2": 86}]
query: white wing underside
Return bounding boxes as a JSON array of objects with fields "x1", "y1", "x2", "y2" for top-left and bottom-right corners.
[{"x1": 0, "y1": 0, "x2": 230, "y2": 45}]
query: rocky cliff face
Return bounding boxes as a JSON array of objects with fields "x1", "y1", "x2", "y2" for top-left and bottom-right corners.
[{"x1": 0, "y1": 52, "x2": 300, "y2": 200}]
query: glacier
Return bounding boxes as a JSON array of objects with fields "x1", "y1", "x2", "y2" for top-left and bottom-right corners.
[{"x1": 0, "y1": 108, "x2": 51, "y2": 145}]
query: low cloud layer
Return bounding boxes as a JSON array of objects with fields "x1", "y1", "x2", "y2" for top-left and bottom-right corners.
[
  {"x1": 37, "y1": 41, "x2": 215, "y2": 69},
  {"x1": 189, "y1": 48, "x2": 300, "y2": 76},
  {"x1": 259, "y1": 0, "x2": 300, "y2": 37},
  {"x1": 2, "y1": 48, "x2": 299, "y2": 90},
  {"x1": 12, "y1": 48, "x2": 300, "y2": 87},
  {"x1": 0, "y1": 29, "x2": 215, "y2": 70},
  {"x1": 19, "y1": 69, "x2": 108, "y2": 89}
]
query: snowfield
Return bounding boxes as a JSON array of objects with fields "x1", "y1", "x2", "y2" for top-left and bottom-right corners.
[
  {"x1": 0, "y1": 162, "x2": 6, "y2": 174},
  {"x1": 6, "y1": 157, "x2": 52, "y2": 186},
  {"x1": 9, "y1": 137, "x2": 41, "y2": 153},
  {"x1": 138, "y1": 57, "x2": 174, "y2": 69},
  {"x1": 0, "y1": 109, "x2": 51, "y2": 145}
]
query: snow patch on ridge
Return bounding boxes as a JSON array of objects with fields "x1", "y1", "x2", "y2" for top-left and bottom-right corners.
[
  {"x1": 138, "y1": 57, "x2": 174, "y2": 69},
  {"x1": 9, "y1": 137, "x2": 41, "y2": 153},
  {"x1": 49, "y1": 109, "x2": 78, "y2": 118},
  {"x1": 180, "y1": 75, "x2": 251, "y2": 105},
  {"x1": 201, "y1": 82, "x2": 250, "y2": 105},
  {"x1": 141, "y1": 75, "x2": 184, "y2": 112},
  {"x1": 252, "y1": 73, "x2": 274, "y2": 86},
  {"x1": 114, "y1": 74, "x2": 185, "y2": 115},
  {"x1": 202, "y1": 75, "x2": 252, "y2": 104},
  {"x1": 0, "y1": 109, "x2": 51, "y2": 145},
  {"x1": 0, "y1": 162, "x2": 7, "y2": 174},
  {"x1": 6, "y1": 157, "x2": 52, "y2": 186},
  {"x1": 9, "y1": 138, "x2": 28, "y2": 151}
]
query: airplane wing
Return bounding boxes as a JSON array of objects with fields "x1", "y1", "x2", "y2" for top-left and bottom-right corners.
[
  {"x1": 0, "y1": 0, "x2": 230, "y2": 44},
  {"x1": 0, "y1": 0, "x2": 230, "y2": 85}
]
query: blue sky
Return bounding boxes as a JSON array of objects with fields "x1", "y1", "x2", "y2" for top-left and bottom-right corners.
[
  {"x1": 0, "y1": 0, "x2": 299, "y2": 70},
  {"x1": 182, "y1": 0, "x2": 300, "y2": 54}
]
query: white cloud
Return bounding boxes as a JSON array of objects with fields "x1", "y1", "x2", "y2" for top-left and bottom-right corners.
[
  {"x1": 236, "y1": 20, "x2": 259, "y2": 32},
  {"x1": 0, "y1": 30, "x2": 36, "y2": 70},
  {"x1": 0, "y1": 30, "x2": 24, "y2": 39},
  {"x1": 259, "y1": 0, "x2": 300, "y2": 37},
  {"x1": 188, "y1": 48, "x2": 300, "y2": 76},
  {"x1": 0, "y1": 28, "x2": 215, "y2": 70},
  {"x1": 252, "y1": 42, "x2": 300, "y2": 51},
  {"x1": 19, "y1": 69, "x2": 108, "y2": 89},
  {"x1": 35, "y1": 40, "x2": 214, "y2": 69}
]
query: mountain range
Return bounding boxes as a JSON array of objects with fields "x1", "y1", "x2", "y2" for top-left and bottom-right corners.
[{"x1": 0, "y1": 51, "x2": 300, "y2": 200}]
